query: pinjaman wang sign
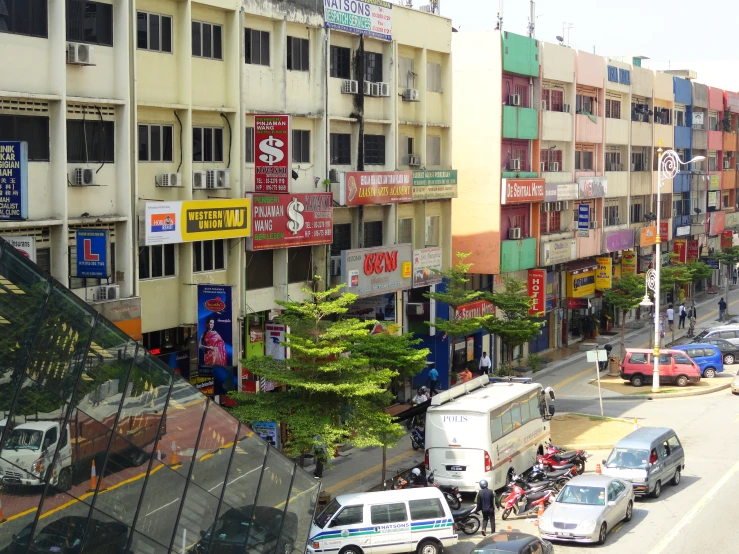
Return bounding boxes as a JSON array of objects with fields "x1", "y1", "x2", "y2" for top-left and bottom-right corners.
[{"x1": 501, "y1": 179, "x2": 545, "y2": 204}]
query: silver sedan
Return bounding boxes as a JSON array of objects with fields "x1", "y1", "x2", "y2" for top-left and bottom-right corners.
[
  {"x1": 732, "y1": 372, "x2": 739, "y2": 394},
  {"x1": 538, "y1": 474, "x2": 635, "y2": 545}
]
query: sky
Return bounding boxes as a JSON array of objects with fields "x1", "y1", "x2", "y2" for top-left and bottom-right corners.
[{"x1": 426, "y1": 0, "x2": 739, "y2": 91}]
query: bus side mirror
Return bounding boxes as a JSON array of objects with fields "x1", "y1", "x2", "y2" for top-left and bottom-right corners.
[
  {"x1": 548, "y1": 405, "x2": 555, "y2": 416},
  {"x1": 544, "y1": 386, "x2": 555, "y2": 400}
]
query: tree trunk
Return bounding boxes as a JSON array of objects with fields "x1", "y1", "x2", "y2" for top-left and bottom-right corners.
[{"x1": 381, "y1": 443, "x2": 387, "y2": 489}]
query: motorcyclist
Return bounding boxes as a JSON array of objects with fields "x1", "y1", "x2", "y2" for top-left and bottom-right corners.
[
  {"x1": 412, "y1": 387, "x2": 429, "y2": 405},
  {"x1": 475, "y1": 479, "x2": 495, "y2": 536},
  {"x1": 409, "y1": 467, "x2": 427, "y2": 487}
]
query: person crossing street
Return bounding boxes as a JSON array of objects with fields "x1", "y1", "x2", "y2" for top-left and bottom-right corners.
[
  {"x1": 475, "y1": 479, "x2": 495, "y2": 536},
  {"x1": 678, "y1": 302, "x2": 686, "y2": 329}
]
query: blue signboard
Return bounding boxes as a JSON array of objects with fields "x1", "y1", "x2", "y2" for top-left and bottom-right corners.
[
  {"x1": 0, "y1": 141, "x2": 29, "y2": 220},
  {"x1": 577, "y1": 204, "x2": 590, "y2": 231},
  {"x1": 76, "y1": 229, "x2": 108, "y2": 277}
]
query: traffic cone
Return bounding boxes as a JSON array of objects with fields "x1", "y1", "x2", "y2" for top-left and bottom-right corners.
[
  {"x1": 534, "y1": 503, "x2": 545, "y2": 527},
  {"x1": 170, "y1": 438, "x2": 180, "y2": 466},
  {"x1": 634, "y1": 417, "x2": 639, "y2": 430},
  {"x1": 0, "y1": 495, "x2": 5, "y2": 523},
  {"x1": 506, "y1": 525, "x2": 512, "y2": 533},
  {"x1": 596, "y1": 463, "x2": 602, "y2": 474},
  {"x1": 88, "y1": 460, "x2": 98, "y2": 492},
  {"x1": 156, "y1": 444, "x2": 162, "y2": 462}
]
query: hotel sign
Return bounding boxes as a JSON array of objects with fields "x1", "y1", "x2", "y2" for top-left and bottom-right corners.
[{"x1": 501, "y1": 178, "x2": 545, "y2": 204}]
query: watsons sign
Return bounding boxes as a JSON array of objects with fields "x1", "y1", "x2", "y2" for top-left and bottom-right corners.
[
  {"x1": 324, "y1": 0, "x2": 393, "y2": 41},
  {"x1": 0, "y1": 142, "x2": 29, "y2": 220}
]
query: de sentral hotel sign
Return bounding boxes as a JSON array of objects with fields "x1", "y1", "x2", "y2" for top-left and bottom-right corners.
[
  {"x1": 501, "y1": 178, "x2": 545, "y2": 204},
  {"x1": 340, "y1": 171, "x2": 413, "y2": 206}
]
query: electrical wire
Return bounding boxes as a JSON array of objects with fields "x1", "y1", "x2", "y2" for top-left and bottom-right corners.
[
  {"x1": 174, "y1": 111, "x2": 183, "y2": 173},
  {"x1": 220, "y1": 113, "x2": 232, "y2": 168},
  {"x1": 96, "y1": 106, "x2": 105, "y2": 174}
]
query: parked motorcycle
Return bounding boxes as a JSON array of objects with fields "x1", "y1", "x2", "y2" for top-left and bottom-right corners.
[
  {"x1": 451, "y1": 505, "x2": 480, "y2": 535},
  {"x1": 501, "y1": 482, "x2": 553, "y2": 520},
  {"x1": 410, "y1": 425, "x2": 424, "y2": 451},
  {"x1": 427, "y1": 470, "x2": 463, "y2": 510},
  {"x1": 496, "y1": 473, "x2": 559, "y2": 509},
  {"x1": 536, "y1": 455, "x2": 578, "y2": 473},
  {"x1": 527, "y1": 463, "x2": 577, "y2": 486},
  {"x1": 538, "y1": 448, "x2": 588, "y2": 474}
]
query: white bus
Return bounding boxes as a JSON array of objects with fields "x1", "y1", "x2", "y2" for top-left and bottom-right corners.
[{"x1": 424, "y1": 375, "x2": 555, "y2": 492}]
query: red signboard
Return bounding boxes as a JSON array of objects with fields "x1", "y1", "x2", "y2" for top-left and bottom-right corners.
[
  {"x1": 673, "y1": 239, "x2": 687, "y2": 263},
  {"x1": 247, "y1": 193, "x2": 333, "y2": 250},
  {"x1": 660, "y1": 221, "x2": 669, "y2": 242},
  {"x1": 455, "y1": 300, "x2": 495, "y2": 320},
  {"x1": 528, "y1": 269, "x2": 546, "y2": 315},
  {"x1": 254, "y1": 115, "x2": 291, "y2": 193},
  {"x1": 722, "y1": 230, "x2": 733, "y2": 250},
  {"x1": 710, "y1": 211, "x2": 726, "y2": 236},
  {"x1": 687, "y1": 239, "x2": 700, "y2": 262},
  {"x1": 566, "y1": 298, "x2": 589, "y2": 309},
  {"x1": 341, "y1": 171, "x2": 413, "y2": 205},
  {"x1": 501, "y1": 179, "x2": 546, "y2": 204}
]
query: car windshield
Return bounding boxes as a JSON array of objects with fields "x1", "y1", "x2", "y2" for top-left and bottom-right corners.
[
  {"x1": 694, "y1": 331, "x2": 709, "y2": 339},
  {"x1": 314, "y1": 499, "x2": 341, "y2": 529},
  {"x1": 4, "y1": 429, "x2": 43, "y2": 450},
  {"x1": 605, "y1": 447, "x2": 649, "y2": 469},
  {"x1": 557, "y1": 485, "x2": 606, "y2": 505}
]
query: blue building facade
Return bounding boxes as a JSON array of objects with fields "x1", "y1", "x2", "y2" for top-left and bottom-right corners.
[{"x1": 673, "y1": 77, "x2": 694, "y2": 230}]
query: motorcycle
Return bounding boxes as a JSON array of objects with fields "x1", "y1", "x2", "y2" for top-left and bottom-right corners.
[
  {"x1": 538, "y1": 449, "x2": 588, "y2": 474},
  {"x1": 501, "y1": 482, "x2": 553, "y2": 520},
  {"x1": 527, "y1": 463, "x2": 577, "y2": 486},
  {"x1": 427, "y1": 470, "x2": 463, "y2": 510},
  {"x1": 410, "y1": 425, "x2": 424, "y2": 451},
  {"x1": 451, "y1": 505, "x2": 480, "y2": 535},
  {"x1": 496, "y1": 473, "x2": 559, "y2": 509}
]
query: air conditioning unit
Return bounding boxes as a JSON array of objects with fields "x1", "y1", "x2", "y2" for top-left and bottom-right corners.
[
  {"x1": 193, "y1": 170, "x2": 207, "y2": 190},
  {"x1": 73, "y1": 167, "x2": 96, "y2": 186},
  {"x1": 589, "y1": 220, "x2": 599, "y2": 229},
  {"x1": 508, "y1": 227, "x2": 522, "y2": 240},
  {"x1": 402, "y1": 89, "x2": 420, "y2": 102},
  {"x1": 341, "y1": 80, "x2": 358, "y2": 94},
  {"x1": 725, "y1": 160, "x2": 731, "y2": 169},
  {"x1": 408, "y1": 155, "x2": 421, "y2": 167},
  {"x1": 630, "y1": 163, "x2": 636, "y2": 171},
  {"x1": 370, "y1": 83, "x2": 381, "y2": 96},
  {"x1": 378, "y1": 82, "x2": 390, "y2": 97},
  {"x1": 205, "y1": 169, "x2": 230, "y2": 189},
  {"x1": 541, "y1": 100, "x2": 548, "y2": 111},
  {"x1": 406, "y1": 303, "x2": 425, "y2": 316},
  {"x1": 541, "y1": 203, "x2": 551, "y2": 212},
  {"x1": 540, "y1": 162, "x2": 547, "y2": 173},
  {"x1": 509, "y1": 159, "x2": 521, "y2": 171},
  {"x1": 363, "y1": 81, "x2": 372, "y2": 96},
  {"x1": 555, "y1": 201, "x2": 569, "y2": 211},
  {"x1": 67, "y1": 42, "x2": 95, "y2": 65},
  {"x1": 330, "y1": 256, "x2": 342, "y2": 277},
  {"x1": 101, "y1": 285, "x2": 120, "y2": 301},
  {"x1": 418, "y1": 4, "x2": 435, "y2": 13},
  {"x1": 563, "y1": 103, "x2": 571, "y2": 113},
  {"x1": 329, "y1": 169, "x2": 339, "y2": 182},
  {"x1": 549, "y1": 162, "x2": 560, "y2": 172},
  {"x1": 157, "y1": 172, "x2": 181, "y2": 187},
  {"x1": 508, "y1": 94, "x2": 521, "y2": 106}
]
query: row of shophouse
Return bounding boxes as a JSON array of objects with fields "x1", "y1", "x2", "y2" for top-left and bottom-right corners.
[{"x1": 0, "y1": 0, "x2": 736, "y2": 395}]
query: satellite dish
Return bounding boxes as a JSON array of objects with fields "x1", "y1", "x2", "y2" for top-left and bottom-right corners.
[{"x1": 556, "y1": 35, "x2": 564, "y2": 43}]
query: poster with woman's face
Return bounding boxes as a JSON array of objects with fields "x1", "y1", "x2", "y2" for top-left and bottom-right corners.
[{"x1": 197, "y1": 285, "x2": 234, "y2": 368}]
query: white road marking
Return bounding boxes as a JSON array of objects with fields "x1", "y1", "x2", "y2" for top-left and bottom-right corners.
[
  {"x1": 649, "y1": 458, "x2": 739, "y2": 554},
  {"x1": 146, "y1": 498, "x2": 180, "y2": 517}
]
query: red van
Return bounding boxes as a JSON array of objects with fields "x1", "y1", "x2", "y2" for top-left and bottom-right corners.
[{"x1": 619, "y1": 348, "x2": 702, "y2": 387}]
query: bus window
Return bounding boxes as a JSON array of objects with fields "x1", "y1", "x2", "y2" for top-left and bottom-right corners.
[
  {"x1": 500, "y1": 408, "x2": 513, "y2": 435},
  {"x1": 490, "y1": 410, "x2": 503, "y2": 442},
  {"x1": 510, "y1": 403, "x2": 522, "y2": 429},
  {"x1": 519, "y1": 397, "x2": 531, "y2": 424},
  {"x1": 529, "y1": 395, "x2": 540, "y2": 420}
]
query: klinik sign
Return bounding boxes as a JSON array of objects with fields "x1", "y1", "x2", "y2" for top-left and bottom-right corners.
[{"x1": 528, "y1": 269, "x2": 546, "y2": 316}]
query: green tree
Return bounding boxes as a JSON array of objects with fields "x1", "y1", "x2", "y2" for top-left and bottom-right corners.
[
  {"x1": 686, "y1": 260, "x2": 713, "y2": 300},
  {"x1": 713, "y1": 245, "x2": 739, "y2": 315},
  {"x1": 603, "y1": 273, "x2": 646, "y2": 359},
  {"x1": 660, "y1": 260, "x2": 693, "y2": 344},
  {"x1": 481, "y1": 277, "x2": 542, "y2": 371}
]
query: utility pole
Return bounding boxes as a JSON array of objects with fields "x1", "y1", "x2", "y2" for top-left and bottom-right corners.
[
  {"x1": 528, "y1": 0, "x2": 535, "y2": 38},
  {"x1": 495, "y1": 0, "x2": 504, "y2": 31}
]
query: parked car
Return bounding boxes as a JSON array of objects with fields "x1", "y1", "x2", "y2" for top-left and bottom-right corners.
[
  {"x1": 538, "y1": 474, "x2": 635, "y2": 545},
  {"x1": 619, "y1": 348, "x2": 701, "y2": 387},
  {"x1": 8, "y1": 516, "x2": 129, "y2": 554},
  {"x1": 473, "y1": 531, "x2": 554, "y2": 554},
  {"x1": 692, "y1": 325, "x2": 739, "y2": 347},
  {"x1": 672, "y1": 344, "x2": 724, "y2": 378},
  {"x1": 692, "y1": 338, "x2": 739, "y2": 365},
  {"x1": 732, "y1": 372, "x2": 739, "y2": 395}
]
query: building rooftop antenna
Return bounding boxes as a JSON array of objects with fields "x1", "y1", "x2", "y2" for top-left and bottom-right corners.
[
  {"x1": 495, "y1": 0, "x2": 504, "y2": 31},
  {"x1": 562, "y1": 22, "x2": 574, "y2": 47},
  {"x1": 528, "y1": 0, "x2": 535, "y2": 38}
]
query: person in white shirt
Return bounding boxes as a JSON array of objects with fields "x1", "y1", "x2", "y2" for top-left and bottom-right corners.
[
  {"x1": 412, "y1": 387, "x2": 429, "y2": 405},
  {"x1": 666, "y1": 304, "x2": 674, "y2": 331},
  {"x1": 678, "y1": 303, "x2": 686, "y2": 329},
  {"x1": 479, "y1": 352, "x2": 492, "y2": 375}
]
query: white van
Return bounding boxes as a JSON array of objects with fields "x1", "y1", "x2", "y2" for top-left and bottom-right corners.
[{"x1": 307, "y1": 487, "x2": 457, "y2": 554}]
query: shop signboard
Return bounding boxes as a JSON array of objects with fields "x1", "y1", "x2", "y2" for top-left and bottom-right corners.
[
  {"x1": 621, "y1": 250, "x2": 637, "y2": 275},
  {"x1": 247, "y1": 193, "x2": 332, "y2": 250},
  {"x1": 412, "y1": 170, "x2": 458, "y2": 200},
  {"x1": 93, "y1": 296, "x2": 143, "y2": 341},
  {"x1": 708, "y1": 191, "x2": 720, "y2": 210},
  {"x1": 412, "y1": 247, "x2": 442, "y2": 287},
  {"x1": 324, "y1": 0, "x2": 392, "y2": 41},
  {"x1": 251, "y1": 421, "x2": 280, "y2": 449},
  {"x1": 197, "y1": 284, "x2": 234, "y2": 368},
  {"x1": 0, "y1": 141, "x2": 28, "y2": 220},
  {"x1": 341, "y1": 244, "x2": 412, "y2": 297},
  {"x1": 254, "y1": 115, "x2": 291, "y2": 193},
  {"x1": 687, "y1": 240, "x2": 700, "y2": 262},
  {"x1": 709, "y1": 174, "x2": 720, "y2": 191},
  {"x1": 544, "y1": 183, "x2": 558, "y2": 202},
  {"x1": 340, "y1": 171, "x2": 413, "y2": 205},
  {"x1": 577, "y1": 176, "x2": 607, "y2": 199},
  {"x1": 702, "y1": 257, "x2": 719, "y2": 269},
  {"x1": 2, "y1": 235, "x2": 36, "y2": 262},
  {"x1": 722, "y1": 230, "x2": 734, "y2": 250},
  {"x1": 540, "y1": 238, "x2": 577, "y2": 265},
  {"x1": 567, "y1": 269, "x2": 595, "y2": 298},
  {"x1": 455, "y1": 299, "x2": 495, "y2": 320},
  {"x1": 527, "y1": 269, "x2": 546, "y2": 316},
  {"x1": 660, "y1": 221, "x2": 669, "y2": 242},
  {"x1": 557, "y1": 183, "x2": 579, "y2": 201},
  {"x1": 501, "y1": 178, "x2": 545, "y2": 204},
  {"x1": 604, "y1": 229, "x2": 634, "y2": 253},
  {"x1": 676, "y1": 225, "x2": 691, "y2": 237},
  {"x1": 710, "y1": 211, "x2": 726, "y2": 236},
  {"x1": 725, "y1": 211, "x2": 739, "y2": 229},
  {"x1": 639, "y1": 254, "x2": 653, "y2": 273},
  {"x1": 674, "y1": 239, "x2": 687, "y2": 263},
  {"x1": 265, "y1": 323, "x2": 286, "y2": 361},
  {"x1": 595, "y1": 257, "x2": 612, "y2": 290},
  {"x1": 640, "y1": 226, "x2": 658, "y2": 247},
  {"x1": 145, "y1": 199, "x2": 252, "y2": 245},
  {"x1": 567, "y1": 298, "x2": 589, "y2": 309},
  {"x1": 75, "y1": 229, "x2": 109, "y2": 278},
  {"x1": 545, "y1": 271, "x2": 556, "y2": 311},
  {"x1": 347, "y1": 293, "x2": 397, "y2": 323},
  {"x1": 577, "y1": 204, "x2": 590, "y2": 232}
]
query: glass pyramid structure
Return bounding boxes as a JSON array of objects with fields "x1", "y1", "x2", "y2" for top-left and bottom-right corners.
[{"x1": 0, "y1": 237, "x2": 318, "y2": 553}]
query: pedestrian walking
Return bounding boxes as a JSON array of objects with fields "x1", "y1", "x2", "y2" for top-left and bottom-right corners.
[
  {"x1": 719, "y1": 298, "x2": 727, "y2": 322},
  {"x1": 312, "y1": 436, "x2": 328, "y2": 479},
  {"x1": 678, "y1": 302, "x2": 686, "y2": 329},
  {"x1": 427, "y1": 367, "x2": 439, "y2": 397},
  {"x1": 733, "y1": 269, "x2": 737, "y2": 285},
  {"x1": 475, "y1": 479, "x2": 495, "y2": 536},
  {"x1": 479, "y1": 352, "x2": 492, "y2": 375},
  {"x1": 666, "y1": 304, "x2": 674, "y2": 331}
]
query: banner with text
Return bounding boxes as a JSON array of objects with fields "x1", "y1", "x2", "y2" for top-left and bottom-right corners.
[
  {"x1": 528, "y1": 269, "x2": 546, "y2": 315},
  {"x1": 247, "y1": 193, "x2": 332, "y2": 250},
  {"x1": 197, "y1": 284, "x2": 234, "y2": 369},
  {"x1": 75, "y1": 229, "x2": 109, "y2": 278},
  {"x1": 595, "y1": 257, "x2": 612, "y2": 290},
  {"x1": 255, "y1": 115, "x2": 291, "y2": 193},
  {"x1": 0, "y1": 141, "x2": 29, "y2": 220},
  {"x1": 324, "y1": 0, "x2": 392, "y2": 41},
  {"x1": 340, "y1": 171, "x2": 413, "y2": 205},
  {"x1": 501, "y1": 178, "x2": 545, "y2": 204},
  {"x1": 412, "y1": 247, "x2": 443, "y2": 288},
  {"x1": 145, "y1": 199, "x2": 251, "y2": 245}
]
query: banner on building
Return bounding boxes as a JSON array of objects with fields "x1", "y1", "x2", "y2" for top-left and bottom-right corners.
[
  {"x1": 527, "y1": 269, "x2": 546, "y2": 316},
  {"x1": 247, "y1": 193, "x2": 332, "y2": 250},
  {"x1": 674, "y1": 239, "x2": 687, "y2": 263},
  {"x1": 340, "y1": 171, "x2": 413, "y2": 205},
  {"x1": 324, "y1": 0, "x2": 392, "y2": 41},
  {"x1": 710, "y1": 211, "x2": 726, "y2": 236},
  {"x1": 595, "y1": 257, "x2": 612, "y2": 290},
  {"x1": 252, "y1": 421, "x2": 280, "y2": 449},
  {"x1": 687, "y1": 240, "x2": 700, "y2": 262},
  {"x1": 265, "y1": 323, "x2": 286, "y2": 361},
  {"x1": 501, "y1": 178, "x2": 545, "y2": 204},
  {"x1": 455, "y1": 299, "x2": 495, "y2": 320},
  {"x1": 0, "y1": 141, "x2": 29, "y2": 220},
  {"x1": 412, "y1": 170, "x2": 458, "y2": 200},
  {"x1": 621, "y1": 250, "x2": 637, "y2": 275},
  {"x1": 577, "y1": 204, "x2": 590, "y2": 232},
  {"x1": 145, "y1": 199, "x2": 252, "y2": 245},
  {"x1": 254, "y1": 115, "x2": 291, "y2": 193},
  {"x1": 722, "y1": 230, "x2": 734, "y2": 250},
  {"x1": 640, "y1": 226, "x2": 658, "y2": 247},
  {"x1": 567, "y1": 270, "x2": 595, "y2": 298},
  {"x1": 75, "y1": 229, "x2": 109, "y2": 278},
  {"x1": 577, "y1": 176, "x2": 607, "y2": 199},
  {"x1": 412, "y1": 247, "x2": 443, "y2": 287},
  {"x1": 341, "y1": 244, "x2": 412, "y2": 297},
  {"x1": 197, "y1": 284, "x2": 234, "y2": 368},
  {"x1": 2, "y1": 236, "x2": 36, "y2": 262},
  {"x1": 541, "y1": 238, "x2": 577, "y2": 265},
  {"x1": 660, "y1": 221, "x2": 669, "y2": 242}
]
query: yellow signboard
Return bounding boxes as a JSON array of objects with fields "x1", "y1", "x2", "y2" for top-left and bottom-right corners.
[
  {"x1": 567, "y1": 270, "x2": 595, "y2": 298},
  {"x1": 145, "y1": 199, "x2": 252, "y2": 245},
  {"x1": 595, "y1": 257, "x2": 612, "y2": 290},
  {"x1": 622, "y1": 250, "x2": 637, "y2": 275}
]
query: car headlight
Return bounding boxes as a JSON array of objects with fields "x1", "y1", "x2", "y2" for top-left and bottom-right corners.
[
  {"x1": 632, "y1": 477, "x2": 645, "y2": 483},
  {"x1": 579, "y1": 520, "x2": 597, "y2": 532}
]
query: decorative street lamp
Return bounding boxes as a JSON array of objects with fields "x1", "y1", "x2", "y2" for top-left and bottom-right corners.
[{"x1": 642, "y1": 144, "x2": 705, "y2": 392}]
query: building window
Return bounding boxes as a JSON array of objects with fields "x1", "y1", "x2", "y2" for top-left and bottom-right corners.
[
  {"x1": 541, "y1": 148, "x2": 562, "y2": 171},
  {"x1": 605, "y1": 98, "x2": 621, "y2": 119},
  {"x1": 540, "y1": 211, "x2": 561, "y2": 234},
  {"x1": 397, "y1": 218, "x2": 413, "y2": 244},
  {"x1": 330, "y1": 133, "x2": 351, "y2": 165},
  {"x1": 67, "y1": 120, "x2": 115, "y2": 163},
  {"x1": 245, "y1": 250, "x2": 273, "y2": 290},
  {"x1": 426, "y1": 136, "x2": 441, "y2": 166},
  {"x1": 0, "y1": 0, "x2": 48, "y2": 38},
  {"x1": 0, "y1": 114, "x2": 50, "y2": 161},
  {"x1": 292, "y1": 130, "x2": 310, "y2": 163},
  {"x1": 245, "y1": 28, "x2": 270, "y2": 66},
  {"x1": 139, "y1": 244, "x2": 176, "y2": 279},
  {"x1": 631, "y1": 101, "x2": 651, "y2": 122},
  {"x1": 630, "y1": 196, "x2": 645, "y2": 224},
  {"x1": 675, "y1": 108, "x2": 686, "y2": 127},
  {"x1": 330, "y1": 45, "x2": 351, "y2": 79},
  {"x1": 576, "y1": 94, "x2": 595, "y2": 115},
  {"x1": 136, "y1": 12, "x2": 172, "y2": 53},
  {"x1": 331, "y1": 223, "x2": 352, "y2": 256},
  {"x1": 605, "y1": 151, "x2": 622, "y2": 171},
  {"x1": 709, "y1": 111, "x2": 719, "y2": 131},
  {"x1": 631, "y1": 147, "x2": 649, "y2": 171},
  {"x1": 427, "y1": 62, "x2": 442, "y2": 92},
  {"x1": 363, "y1": 221, "x2": 383, "y2": 247},
  {"x1": 604, "y1": 202, "x2": 620, "y2": 226},
  {"x1": 654, "y1": 107, "x2": 671, "y2": 125},
  {"x1": 192, "y1": 21, "x2": 222, "y2": 60},
  {"x1": 66, "y1": 1, "x2": 113, "y2": 46},
  {"x1": 673, "y1": 192, "x2": 689, "y2": 217},
  {"x1": 138, "y1": 124, "x2": 174, "y2": 162},
  {"x1": 399, "y1": 135, "x2": 414, "y2": 165},
  {"x1": 575, "y1": 148, "x2": 593, "y2": 171},
  {"x1": 288, "y1": 246, "x2": 312, "y2": 283},
  {"x1": 364, "y1": 134, "x2": 385, "y2": 165},
  {"x1": 709, "y1": 151, "x2": 718, "y2": 171},
  {"x1": 364, "y1": 52, "x2": 382, "y2": 82},
  {"x1": 541, "y1": 89, "x2": 564, "y2": 112},
  {"x1": 193, "y1": 240, "x2": 226, "y2": 272},
  {"x1": 399, "y1": 57, "x2": 415, "y2": 89},
  {"x1": 245, "y1": 127, "x2": 254, "y2": 163},
  {"x1": 287, "y1": 36, "x2": 309, "y2": 71},
  {"x1": 192, "y1": 126, "x2": 224, "y2": 162},
  {"x1": 425, "y1": 216, "x2": 440, "y2": 247},
  {"x1": 723, "y1": 192, "x2": 730, "y2": 209}
]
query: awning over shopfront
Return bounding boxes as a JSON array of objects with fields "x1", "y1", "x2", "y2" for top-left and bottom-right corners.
[{"x1": 566, "y1": 259, "x2": 599, "y2": 274}]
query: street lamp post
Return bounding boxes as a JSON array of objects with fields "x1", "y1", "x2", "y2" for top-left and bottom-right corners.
[{"x1": 640, "y1": 145, "x2": 705, "y2": 392}]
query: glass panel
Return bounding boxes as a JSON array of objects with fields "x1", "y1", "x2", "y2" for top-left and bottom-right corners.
[
  {"x1": 159, "y1": 377, "x2": 208, "y2": 477},
  {"x1": 80, "y1": 506, "x2": 133, "y2": 553},
  {"x1": 130, "y1": 529, "x2": 171, "y2": 554},
  {"x1": 282, "y1": 467, "x2": 320, "y2": 554},
  {"x1": 220, "y1": 427, "x2": 267, "y2": 512},
  {"x1": 197, "y1": 500, "x2": 252, "y2": 553},
  {"x1": 191, "y1": 402, "x2": 238, "y2": 496},
  {"x1": 173, "y1": 479, "x2": 220, "y2": 553},
  {"x1": 252, "y1": 447, "x2": 296, "y2": 547},
  {"x1": 26, "y1": 491, "x2": 93, "y2": 553},
  {"x1": 133, "y1": 462, "x2": 189, "y2": 549}
]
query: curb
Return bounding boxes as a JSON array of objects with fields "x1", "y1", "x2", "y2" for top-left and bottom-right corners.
[
  {"x1": 600, "y1": 381, "x2": 732, "y2": 401},
  {"x1": 559, "y1": 443, "x2": 618, "y2": 451}
]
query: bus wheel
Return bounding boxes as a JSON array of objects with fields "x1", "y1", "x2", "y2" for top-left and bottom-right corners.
[{"x1": 506, "y1": 469, "x2": 515, "y2": 484}]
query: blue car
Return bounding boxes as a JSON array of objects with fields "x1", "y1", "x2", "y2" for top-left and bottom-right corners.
[{"x1": 672, "y1": 344, "x2": 724, "y2": 378}]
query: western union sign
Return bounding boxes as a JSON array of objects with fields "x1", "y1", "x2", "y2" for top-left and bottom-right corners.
[{"x1": 145, "y1": 199, "x2": 252, "y2": 245}]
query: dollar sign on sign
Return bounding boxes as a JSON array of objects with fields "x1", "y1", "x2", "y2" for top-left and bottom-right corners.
[
  {"x1": 258, "y1": 136, "x2": 285, "y2": 165},
  {"x1": 286, "y1": 198, "x2": 305, "y2": 235}
]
